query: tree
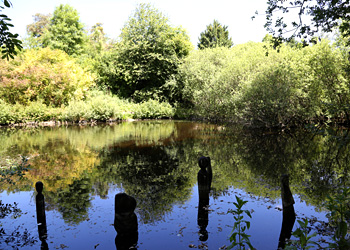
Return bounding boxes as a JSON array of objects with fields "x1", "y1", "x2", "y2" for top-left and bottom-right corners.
[
  {"x1": 197, "y1": 20, "x2": 233, "y2": 49},
  {"x1": 97, "y1": 3, "x2": 193, "y2": 102},
  {"x1": 25, "y1": 13, "x2": 51, "y2": 48},
  {"x1": 259, "y1": 0, "x2": 350, "y2": 47},
  {"x1": 87, "y1": 22, "x2": 109, "y2": 56},
  {"x1": 42, "y1": 4, "x2": 87, "y2": 56},
  {"x1": 0, "y1": 0, "x2": 22, "y2": 59},
  {"x1": 27, "y1": 13, "x2": 51, "y2": 38}
]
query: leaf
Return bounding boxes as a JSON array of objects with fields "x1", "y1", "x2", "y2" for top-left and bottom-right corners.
[{"x1": 4, "y1": 0, "x2": 10, "y2": 8}]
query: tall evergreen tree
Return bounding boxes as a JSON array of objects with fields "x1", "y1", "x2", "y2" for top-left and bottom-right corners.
[
  {"x1": 42, "y1": 4, "x2": 86, "y2": 56},
  {"x1": 197, "y1": 20, "x2": 233, "y2": 49}
]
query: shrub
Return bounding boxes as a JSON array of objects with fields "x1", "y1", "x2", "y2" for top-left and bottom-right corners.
[
  {"x1": 133, "y1": 99, "x2": 175, "y2": 119},
  {"x1": 0, "y1": 48, "x2": 95, "y2": 107},
  {"x1": 61, "y1": 100, "x2": 92, "y2": 122},
  {"x1": 0, "y1": 100, "x2": 21, "y2": 124},
  {"x1": 178, "y1": 40, "x2": 350, "y2": 127}
]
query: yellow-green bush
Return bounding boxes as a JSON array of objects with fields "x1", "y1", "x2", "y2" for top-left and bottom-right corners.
[{"x1": 0, "y1": 48, "x2": 95, "y2": 107}]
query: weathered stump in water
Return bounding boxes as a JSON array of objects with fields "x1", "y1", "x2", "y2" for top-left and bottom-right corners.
[
  {"x1": 114, "y1": 193, "x2": 138, "y2": 250},
  {"x1": 278, "y1": 174, "x2": 296, "y2": 249},
  {"x1": 197, "y1": 156, "x2": 212, "y2": 241},
  {"x1": 198, "y1": 156, "x2": 212, "y2": 190},
  {"x1": 35, "y1": 181, "x2": 48, "y2": 250}
]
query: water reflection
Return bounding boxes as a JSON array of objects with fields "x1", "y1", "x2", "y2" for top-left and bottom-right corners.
[
  {"x1": 35, "y1": 181, "x2": 48, "y2": 250},
  {"x1": 1, "y1": 122, "x2": 350, "y2": 228},
  {"x1": 98, "y1": 145, "x2": 195, "y2": 224},
  {"x1": 197, "y1": 156, "x2": 212, "y2": 241},
  {"x1": 114, "y1": 193, "x2": 138, "y2": 250}
]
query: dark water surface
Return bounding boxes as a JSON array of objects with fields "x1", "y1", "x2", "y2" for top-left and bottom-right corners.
[{"x1": 1, "y1": 121, "x2": 348, "y2": 249}]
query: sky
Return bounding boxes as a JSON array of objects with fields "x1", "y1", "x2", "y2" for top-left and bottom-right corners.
[{"x1": 4, "y1": 0, "x2": 270, "y2": 47}]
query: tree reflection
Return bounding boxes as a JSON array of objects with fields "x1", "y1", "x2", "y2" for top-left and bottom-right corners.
[
  {"x1": 44, "y1": 177, "x2": 92, "y2": 224},
  {"x1": 1, "y1": 122, "x2": 350, "y2": 226},
  {"x1": 98, "y1": 145, "x2": 196, "y2": 224}
]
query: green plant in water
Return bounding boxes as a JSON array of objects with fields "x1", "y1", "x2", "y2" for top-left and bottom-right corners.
[
  {"x1": 227, "y1": 195, "x2": 254, "y2": 250},
  {"x1": 325, "y1": 188, "x2": 350, "y2": 249},
  {"x1": 285, "y1": 218, "x2": 317, "y2": 250}
]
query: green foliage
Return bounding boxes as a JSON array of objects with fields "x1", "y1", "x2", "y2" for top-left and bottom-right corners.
[
  {"x1": 23, "y1": 101, "x2": 56, "y2": 122},
  {"x1": 133, "y1": 99, "x2": 175, "y2": 119},
  {"x1": 87, "y1": 23, "x2": 108, "y2": 55},
  {"x1": 306, "y1": 40, "x2": 350, "y2": 121},
  {"x1": 26, "y1": 13, "x2": 51, "y2": 38},
  {"x1": 96, "y1": 3, "x2": 193, "y2": 102},
  {"x1": 227, "y1": 196, "x2": 253, "y2": 250},
  {"x1": 285, "y1": 218, "x2": 318, "y2": 250},
  {"x1": 325, "y1": 188, "x2": 350, "y2": 249},
  {"x1": 180, "y1": 46, "x2": 240, "y2": 120},
  {"x1": 0, "y1": 0, "x2": 22, "y2": 59},
  {"x1": 260, "y1": 0, "x2": 350, "y2": 46},
  {"x1": 0, "y1": 89, "x2": 175, "y2": 125},
  {"x1": 0, "y1": 47, "x2": 95, "y2": 107},
  {"x1": 25, "y1": 13, "x2": 51, "y2": 48},
  {"x1": 0, "y1": 99, "x2": 20, "y2": 124},
  {"x1": 42, "y1": 4, "x2": 87, "y2": 56},
  {"x1": 178, "y1": 40, "x2": 350, "y2": 127},
  {"x1": 61, "y1": 91, "x2": 128, "y2": 122},
  {"x1": 198, "y1": 20, "x2": 233, "y2": 49},
  {"x1": 61, "y1": 91, "x2": 175, "y2": 122}
]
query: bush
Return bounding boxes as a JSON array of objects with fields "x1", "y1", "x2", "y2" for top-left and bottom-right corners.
[
  {"x1": 62, "y1": 91, "x2": 134, "y2": 121},
  {"x1": 133, "y1": 99, "x2": 175, "y2": 119},
  {"x1": 238, "y1": 45, "x2": 314, "y2": 127},
  {"x1": 0, "y1": 48, "x2": 95, "y2": 107},
  {"x1": 61, "y1": 100, "x2": 92, "y2": 122},
  {"x1": 178, "y1": 41, "x2": 350, "y2": 127},
  {"x1": 0, "y1": 100, "x2": 21, "y2": 124}
]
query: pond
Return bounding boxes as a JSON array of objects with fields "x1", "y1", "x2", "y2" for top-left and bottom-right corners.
[{"x1": 0, "y1": 121, "x2": 348, "y2": 250}]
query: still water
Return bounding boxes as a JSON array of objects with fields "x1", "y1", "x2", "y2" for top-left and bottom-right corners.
[{"x1": 0, "y1": 121, "x2": 348, "y2": 249}]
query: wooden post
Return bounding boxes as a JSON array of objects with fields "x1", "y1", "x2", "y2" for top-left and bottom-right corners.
[
  {"x1": 278, "y1": 175, "x2": 296, "y2": 249},
  {"x1": 197, "y1": 156, "x2": 212, "y2": 241},
  {"x1": 35, "y1": 181, "x2": 48, "y2": 250},
  {"x1": 114, "y1": 193, "x2": 138, "y2": 250}
]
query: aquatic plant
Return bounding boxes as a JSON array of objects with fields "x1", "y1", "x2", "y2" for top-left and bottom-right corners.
[
  {"x1": 285, "y1": 218, "x2": 317, "y2": 250},
  {"x1": 325, "y1": 187, "x2": 350, "y2": 249},
  {"x1": 227, "y1": 195, "x2": 254, "y2": 250}
]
